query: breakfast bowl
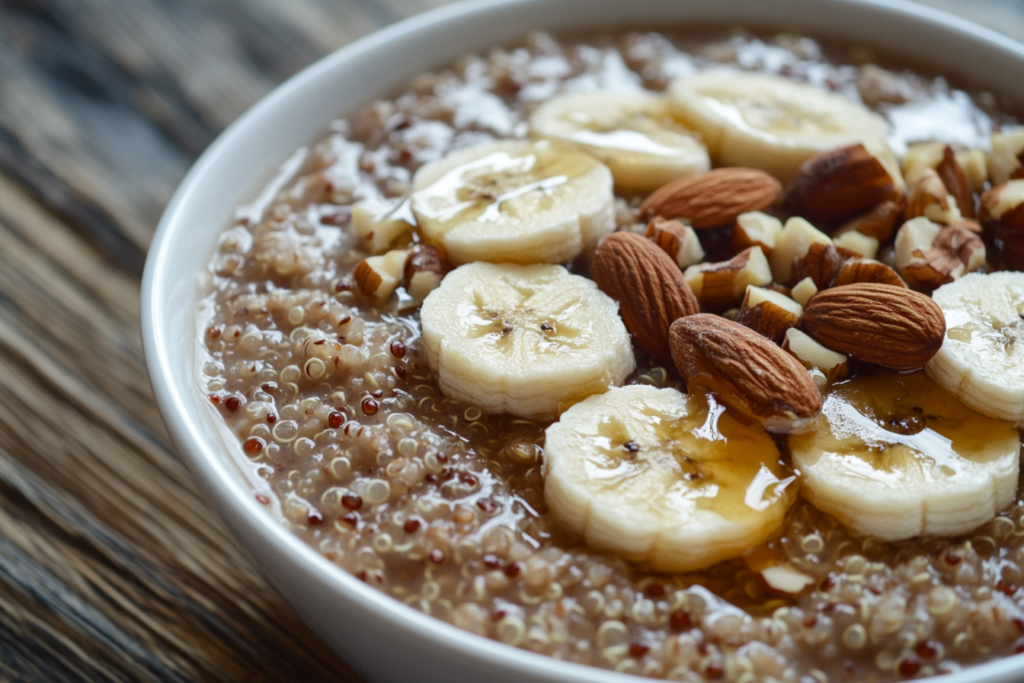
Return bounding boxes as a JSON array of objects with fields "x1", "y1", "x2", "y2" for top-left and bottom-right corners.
[{"x1": 141, "y1": 0, "x2": 1024, "y2": 681}]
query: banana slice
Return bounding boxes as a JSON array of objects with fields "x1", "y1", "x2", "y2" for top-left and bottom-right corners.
[
  {"x1": 791, "y1": 372, "x2": 1020, "y2": 541},
  {"x1": 544, "y1": 385, "x2": 798, "y2": 572},
  {"x1": 926, "y1": 272, "x2": 1024, "y2": 425},
  {"x1": 420, "y1": 262, "x2": 634, "y2": 419},
  {"x1": 668, "y1": 70, "x2": 889, "y2": 182},
  {"x1": 410, "y1": 139, "x2": 615, "y2": 266},
  {"x1": 529, "y1": 90, "x2": 710, "y2": 193}
]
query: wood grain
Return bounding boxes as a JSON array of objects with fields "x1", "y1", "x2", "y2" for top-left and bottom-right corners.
[{"x1": 0, "y1": 0, "x2": 1020, "y2": 680}]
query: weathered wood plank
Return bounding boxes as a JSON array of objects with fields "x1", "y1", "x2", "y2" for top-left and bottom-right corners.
[
  {"x1": 0, "y1": 173, "x2": 357, "y2": 680},
  {"x1": 0, "y1": 1, "x2": 1021, "y2": 681}
]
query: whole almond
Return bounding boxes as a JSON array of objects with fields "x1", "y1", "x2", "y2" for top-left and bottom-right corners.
[
  {"x1": 803, "y1": 283, "x2": 945, "y2": 371},
  {"x1": 592, "y1": 232, "x2": 699, "y2": 365},
  {"x1": 640, "y1": 168, "x2": 782, "y2": 228},
  {"x1": 784, "y1": 143, "x2": 899, "y2": 223},
  {"x1": 669, "y1": 315, "x2": 822, "y2": 433}
]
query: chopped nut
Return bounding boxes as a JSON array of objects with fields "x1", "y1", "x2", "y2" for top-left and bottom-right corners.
[
  {"x1": 731, "y1": 211, "x2": 783, "y2": 256},
  {"x1": 354, "y1": 248, "x2": 410, "y2": 303},
  {"x1": 894, "y1": 218, "x2": 986, "y2": 291},
  {"x1": 769, "y1": 217, "x2": 833, "y2": 285},
  {"x1": 832, "y1": 259, "x2": 906, "y2": 288},
  {"x1": 905, "y1": 168, "x2": 963, "y2": 224},
  {"x1": 404, "y1": 245, "x2": 451, "y2": 302},
  {"x1": 684, "y1": 246, "x2": 773, "y2": 310},
  {"x1": 980, "y1": 179, "x2": 1024, "y2": 223},
  {"x1": 790, "y1": 277, "x2": 818, "y2": 306},
  {"x1": 761, "y1": 565, "x2": 816, "y2": 595},
  {"x1": 980, "y1": 179, "x2": 1024, "y2": 270},
  {"x1": 936, "y1": 145, "x2": 975, "y2": 219},
  {"x1": 836, "y1": 197, "x2": 904, "y2": 243},
  {"x1": 832, "y1": 230, "x2": 880, "y2": 260},
  {"x1": 645, "y1": 217, "x2": 705, "y2": 268},
  {"x1": 988, "y1": 126, "x2": 1024, "y2": 185},
  {"x1": 737, "y1": 285, "x2": 803, "y2": 344},
  {"x1": 791, "y1": 242, "x2": 843, "y2": 291},
  {"x1": 950, "y1": 218, "x2": 982, "y2": 234},
  {"x1": 902, "y1": 141, "x2": 947, "y2": 186},
  {"x1": 783, "y1": 328, "x2": 849, "y2": 389},
  {"x1": 956, "y1": 148, "x2": 989, "y2": 193},
  {"x1": 352, "y1": 199, "x2": 415, "y2": 254}
]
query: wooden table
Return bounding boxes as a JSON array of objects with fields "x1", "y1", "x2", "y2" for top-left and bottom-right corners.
[{"x1": 1, "y1": 1, "x2": 1021, "y2": 680}]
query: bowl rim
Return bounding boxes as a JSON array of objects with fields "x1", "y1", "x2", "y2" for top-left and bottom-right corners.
[{"x1": 142, "y1": 0, "x2": 1024, "y2": 681}]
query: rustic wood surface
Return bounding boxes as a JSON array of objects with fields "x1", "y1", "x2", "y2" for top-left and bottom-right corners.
[{"x1": 0, "y1": 0, "x2": 1021, "y2": 681}]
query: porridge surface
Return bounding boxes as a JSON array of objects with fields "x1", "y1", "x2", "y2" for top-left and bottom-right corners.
[{"x1": 199, "y1": 29, "x2": 1024, "y2": 682}]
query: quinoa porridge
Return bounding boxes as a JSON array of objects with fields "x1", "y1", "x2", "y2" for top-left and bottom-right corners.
[{"x1": 198, "y1": 29, "x2": 1024, "y2": 683}]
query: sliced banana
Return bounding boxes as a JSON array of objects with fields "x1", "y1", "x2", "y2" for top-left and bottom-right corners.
[
  {"x1": 410, "y1": 139, "x2": 615, "y2": 266},
  {"x1": 791, "y1": 372, "x2": 1020, "y2": 541},
  {"x1": 926, "y1": 272, "x2": 1024, "y2": 425},
  {"x1": 668, "y1": 70, "x2": 889, "y2": 182},
  {"x1": 529, "y1": 90, "x2": 710, "y2": 193},
  {"x1": 420, "y1": 262, "x2": 634, "y2": 419},
  {"x1": 544, "y1": 385, "x2": 798, "y2": 573}
]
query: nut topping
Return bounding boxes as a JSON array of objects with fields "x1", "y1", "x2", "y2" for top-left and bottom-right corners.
[
  {"x1": 936, "y1": 145, "x2": 975, "y2": 219},
  {"x1": 895, "y1": 217, "x2": 986, "y2": 290},
  {"x1": 640, "y1": 168, "x2": 782, "y2": 228},
  {"x1": 768, "y1": 217, "x2": 833, "y2": 285},
  {"x1": 404, "y1": 245, "x2": 451, "y2": 302},
  {"x1": 782, "y1": 328, "x2": 849, "y2": 389},
  {"x1": 684, "y1": 246, "x2": 773, "y2": 311},
  {"x1": 645, "y1": 217, "x2": 705, "y2": 268},
  {"x1": 783, "y1": 143, "x2": 900, "y2": 223},
  {"x1": 989, "y1": 127, "x2": 1024, "y2": 185},
  {"x1": 832, "y1": 230, "x2": 879, "y2": 260},
  {"x1": 835, "y1": 197, "x2": 904, "y2": 243},
  {"x1": 790, "y1": 277, "x2": 818, "y2": 306},
  {"x1": 905, "y1": 168, "x2": 962, "y2": 224},
  {"x1": 831, "y1": 259, "x2": 906, "y2": 288},
  {"x1": 355, "y1": 248, "x2": 411, "y2": 303},
  {"x1": 791, "y1": 242, "x2": 843, "y2": 291},
  {"x1": 802, "y1": 283, "x2": 945, "y2": 371},
  {"x1": 669, "y1": 314, "x2": 822, "y2": 433},
  {"x1": 592, "y1": 232, "x2": 699, "y2": 365},
  {"x1": 980, "y1": 180, "x2": 1024, "y2": 270},
  {"x1": 731, "y1": 211, "x2": 783, "y2": 256},
  {"x1": 737, "y1": 286, "x2": 802, "y2": 344},
  {"x1": 352, "y1": 199, "x2": 415, "y2": 254}
]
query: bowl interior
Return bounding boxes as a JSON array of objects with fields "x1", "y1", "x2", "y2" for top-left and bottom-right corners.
[{"x1": 142, "y1": 1, "x2": 1024, "y2": 682}]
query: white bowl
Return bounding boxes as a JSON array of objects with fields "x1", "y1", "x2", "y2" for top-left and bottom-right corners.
[{"x1": 142, "y1": 1, "x2": 1024, "y2": 681}]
